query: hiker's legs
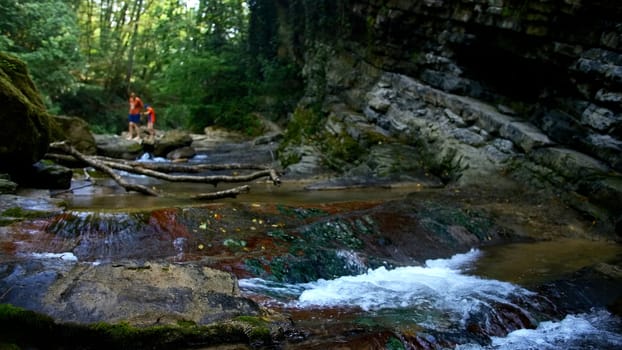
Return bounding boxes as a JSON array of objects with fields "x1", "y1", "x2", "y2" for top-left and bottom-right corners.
[
  {"x1": 131, "y1": 123, "x2": 141, "y2": 140},
  {"x1": 128, "y1": 114, "x2": 141, "y2": 139},
  {"x1": 127, "y1": 122, "x2": 135, "y2": 139},
  {"x1": 147, "y1": 121, "x2": 155, "y2": 140}
]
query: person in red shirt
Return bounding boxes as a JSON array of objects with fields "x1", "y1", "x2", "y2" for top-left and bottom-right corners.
[
  {"x1": 143, "y1": 104, "x2": 156, "y2": 141},
  {"x1": 127, "y1": 92, "x2": 143, "y2": 141}
]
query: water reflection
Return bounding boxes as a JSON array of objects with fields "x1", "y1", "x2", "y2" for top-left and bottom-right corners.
[
  {"x1": 66, "y1": 179, "x2": 419, "y2": 211},
  {"x1": 470, "y1": 238, "x2": 622, "y2": 287}
]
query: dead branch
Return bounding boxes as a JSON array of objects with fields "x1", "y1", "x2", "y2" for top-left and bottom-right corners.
[
  {"x1": 47, "y1": 153, "x2": 280, "y2": 185},
  {"x1": 47, "y1": 142, "x2": 280, "y2": 199},
  {"x1": 191, "y1": 185, "x2": 250, "y2": 200},
  {"x1": 49, "y1": 142, "x2": 159, "y2": 196},
  {"x1": 91, "y1": 155, "x2": 271, "y2": 173},
  {"x1": 44, "y1": 152, "x2": 87, "y2": 168},
  {"x1": 98, "y1": 160, "x2": 279, "y2": 186}
]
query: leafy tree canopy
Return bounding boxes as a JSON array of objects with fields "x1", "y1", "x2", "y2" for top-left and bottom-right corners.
[
  {"x1": 0, "y1": 0, "x2": 83, "y2": 110},
  {"x1": 0, "y1": 0, "x2": 304, "y2": 135}
]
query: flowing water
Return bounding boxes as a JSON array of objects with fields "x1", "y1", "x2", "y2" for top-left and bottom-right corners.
[
  {"x1": 65, "y1": 178, "x2": 420, "y2": 210},
  {"x1": 9, "y1": 154, "x2": 622, "y2": 349},
  {"x1": 240, "y1": 246, "x2": 622, "y2": 349}
]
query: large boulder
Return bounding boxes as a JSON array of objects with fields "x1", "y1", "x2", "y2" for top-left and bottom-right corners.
[
  {"x1": 0, "y1": 259, "x2": 261, "y2": 327},
  {"x1": 153, "y1": 129, "x2": 193, "y2": 157},
  {"x1": 94, "y1": 134, "x2": 144, "y2": 160},
  {"x1": 50, "y1": 115, "x2": 97, "y2": 155},
  {"x1": 0, "y1": 52, "x2": 51, "y2": 170}
]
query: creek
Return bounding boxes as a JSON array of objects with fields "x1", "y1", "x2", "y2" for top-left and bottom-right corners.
[
  {"x1": 240, "y1": 242, "x2": 622, "y2": 349},
  {"x1": 3, "y1": 154, "x2": 622, "y2": 349}
]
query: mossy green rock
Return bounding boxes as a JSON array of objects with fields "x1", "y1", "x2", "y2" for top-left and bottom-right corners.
[
  {"x1": 0, "y1": 178, "x2": 17, "y2": 194},
  {"x1": 50, "y1": 115, "x2": 97, "y2": 155},
  {"x1": 0, "y1": 52, "x2": 50, "y2": 169}
]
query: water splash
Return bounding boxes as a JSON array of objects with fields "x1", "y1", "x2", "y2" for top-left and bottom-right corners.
[
  {"x1": 137, "y1": 153, "x2": 167, "y2": 162},
  {"x1": 293, "y1": 249, "x2": 533, "y2": 314},
  {"x1": 241, "y1": 249, "x2": 531, "y2": 312},
  {"x1": 239, "y1": 249, "x2": 622, "y2": 347},
  {"x1": 458, "y1": 309, "x2": 622, "y2": 350},
  {"x1": 335, "y1": 249, "x2": 367, "y2": 274},
  {"x1": 191, "y1": 154, "x2": 209, "y2": 161}
]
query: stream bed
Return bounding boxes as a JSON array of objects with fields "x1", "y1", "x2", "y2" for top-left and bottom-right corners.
[
  {"x1": 239, "y1": 241, "x2": 622, "y2": 349},
  {"x1": 2, "y1": 166, "x2": 622, "y2": 349}
]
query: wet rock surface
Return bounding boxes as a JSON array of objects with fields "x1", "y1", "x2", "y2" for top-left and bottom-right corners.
[
  {"x1": 2, "y1": 116, "x2": 621, "y2": 349},
  {"x1": 1, "y1": 176, "x2": 616, "y2": 318},
  {"x1": 39, "y1": 261, "x2": 260, "y2": 326}
]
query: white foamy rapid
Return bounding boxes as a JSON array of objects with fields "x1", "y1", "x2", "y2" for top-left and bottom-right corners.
[
  {"x1": 240, "y1": 249, "x2": 528, "y2": 311},
  {"x1": 239, "y1": 249, "x2": 622, "y2": 348},
  {"x1": 458, "y1": 309, "x2": 622, "y2": 350},
  {"x1": 294, "y1": 248, "x2": 532, "y2": 312},
  {"x1": 137, "y1": 153, "x2": 167, "y2": 162}
]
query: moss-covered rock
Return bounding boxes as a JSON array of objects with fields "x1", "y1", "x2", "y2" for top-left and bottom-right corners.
[
  {"x1": 0, "y1": 178, "x2": 17, "y2": 194},
  {"x1": 50, "y1": 115, "x2": 97, "y2": 155},
  {"x1": 0, "y1": 303, "x2": 283, "y2": 350},
  {"x1": 0, "y1": 52, "x2": 51, "y2": 169}
]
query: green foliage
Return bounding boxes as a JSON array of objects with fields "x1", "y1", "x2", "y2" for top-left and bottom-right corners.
[
  {"x1": 251, "y1": 58, "x2": 304, "y2": 120},
  {"x1": 287, "y1": 0, "x2": 352, "y2": 44},
  {"x1": 386, "y1": 336, "x2": 406, "y2": 350},
  {"x1": 151, "y1": 48, "x2": 261, "y2": 134},
  {"x1": 285, "y1": 106, "x2": 324, "y2": 143},
  {"x1": 0, "y1": 0, "x2": 84, "y2": 107},
  {"x1": 277, "y1": 105, "x2": 364, "y2": 170},
  {"x1": 1, "y1": 0, "x2": 307, "y2": 137},
  {"x1": 57, "y1": 85, "x2": 126, "y2": 134},
  {"x1": 246, "y1": 0, "x2": 307, "y2": 122},
  {"x1": 2, "y1": 207, "x2": 34, "y2": 218},
  {"x1": 276, "y1": 106, "x2": 325, "y2": 167},
  {"x1": 247, "y1": 0, "x2": 279, "y2": 65},
  {"x1": 322, "y1": 131, "x2": 363, "y2": 166}
]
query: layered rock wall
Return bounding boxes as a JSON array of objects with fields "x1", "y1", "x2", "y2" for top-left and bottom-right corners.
[
  {"x1": 344, "y1": 0, "x2": 622, "y2": 170},
  {"x1": 275, "y1": 0, "x2": 622, "y2": 232}
]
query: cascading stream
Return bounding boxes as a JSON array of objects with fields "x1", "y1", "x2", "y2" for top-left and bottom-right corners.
[{"x1": 240, "y1": 249, "x2": 622, "y2": 349}]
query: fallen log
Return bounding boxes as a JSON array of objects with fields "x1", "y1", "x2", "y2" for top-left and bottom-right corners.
[
  {"x1": 91, "y1": 155, "x2": 271, "y2": 172},
  {"x1": 47, "y1": 152, "x2": 281, "y2": 186},
  {"x1": 191, "y1": 185, "x2": 250, "y2": 200},
  {"x1": 49, "y1": 142, "x2": 159, "y2": 196},
  {"x1": 47, "y1": 142, "x2": 281, "y2": 199},
  {"x1": 99, "y1": 160, "x2": 278, "y2": 186}
]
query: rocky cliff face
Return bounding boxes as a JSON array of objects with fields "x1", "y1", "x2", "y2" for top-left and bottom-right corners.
[
  {"x1": 346, "y1": 0, "x2": 622, "y2": 169},
  {"x1": 274, "y1": 0, "x2": 622, "y2": 233}
]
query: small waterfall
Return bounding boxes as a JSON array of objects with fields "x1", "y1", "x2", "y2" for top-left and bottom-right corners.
[{"x1": 38, "y1": 211, "x2": 183, "y2": 262}]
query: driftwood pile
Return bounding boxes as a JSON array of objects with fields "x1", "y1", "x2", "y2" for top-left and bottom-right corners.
[{"x1": 48, "y1": 142, "x2": 280, "y2": 200}]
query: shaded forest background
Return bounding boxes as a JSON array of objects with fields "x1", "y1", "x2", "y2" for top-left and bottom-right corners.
[{"x1": 0, "y1": 0, "x2": 317, "y2": 135}]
